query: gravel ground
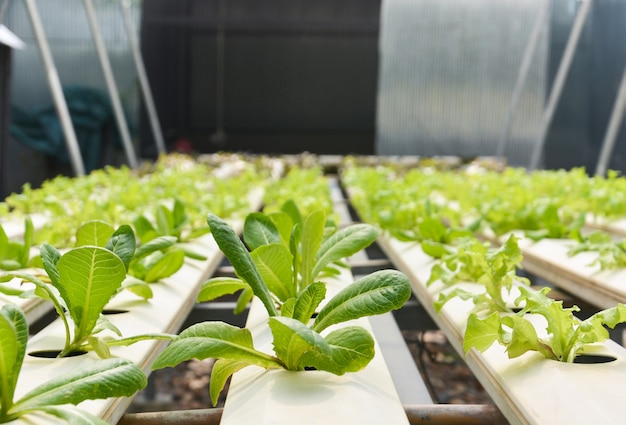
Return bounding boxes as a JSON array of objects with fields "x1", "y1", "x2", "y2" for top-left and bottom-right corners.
[
  {"x1": 402, "y1": 330, "x2": 494, "y2": 404},
  {"x1": 128, "y1": 329, "x2": 494, "y2": 413}
]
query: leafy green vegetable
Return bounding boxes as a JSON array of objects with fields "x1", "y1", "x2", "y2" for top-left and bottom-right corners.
[
  {"x1": 312, "y1": 223, "x2": 378, "y2": 280},
  {"x1": 343, "y1": 163, "x2": 626, "y2": 366},
  {"x1": 133, "y1": 199, "x2": 208, "y2": 261},
  {"x1": 312, "y1": 269, "x2": 411, "y2": 333},
  {"x1": 196, "y1": 277, "x2": 249, "y2": 303},
  {"x1": 54, "y1": 245, "x2": 127, "y2": 355},
  {"x1": 0, "y1": 304, "x2": 146, "y2": 424},
  {"x1": 251, "y1": 244, "x2": 295, "y2": 301},
  {"x1": 202, "y1": 206, "x2": 380, "y2": 316},
  {"x1": 464, "y1": 286, "x2": 626, "y2": 362},
  {"x1": 431, "y1": 235, "x2": 529, "y2": 315},
  {"x1": 154, "y1": 208, "x2": 411, "y2": 405},
  {"x1": 341, "y1": 164, "x2": 611, "y2": 243},
  {"x1": 0, "y1": 218, "x2": 35, "y2": 271},
  {"x1": 300, "y1": 210, "x2": 326, "y2": 290},
  {"x1": 262, "y1": 167, "x2": 333, "y2": 221},
  {"x1": 568, "y1": 231, "x2": 626, "y2": 270},
  {"x1": 4, "y1": 224, "x2": 175, "y2": 357},
  {"x1": 207, "y1": 213, "x2": 279, "y2": 317},
  {"x1": 243, "y1": 212, "x2": 281, "y2": 250},
  {"x1": 123, "y1": 235, "x2": 186, "y2": 285},
  {"x1": 2, "y1": 154, "x2": 269, "y2": 248}
]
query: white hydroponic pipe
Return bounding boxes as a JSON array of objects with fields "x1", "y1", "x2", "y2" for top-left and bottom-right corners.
[
  {"x1": 595, "y1": 65, "x2": 626, "y2": 176},
  {"x1": 496, "y1": 0, "x2": 552, "y2": 159},
  {"x1": 84, "y1": 0, "x2": 138, "y2": 168},
  {"x1": 120, "y1": 0, "x2": 166, "y2": 156},
  {"x1": 529, "y1": 0, "x2": 592, "y2": 171},
  {"x1": 24, "y1": 0, "x2": 86, "y2": 176}
]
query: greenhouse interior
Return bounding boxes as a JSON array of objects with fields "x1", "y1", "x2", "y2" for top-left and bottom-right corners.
[{"x1": 1, "y1": 0, "x2": 626, "y2": 424}]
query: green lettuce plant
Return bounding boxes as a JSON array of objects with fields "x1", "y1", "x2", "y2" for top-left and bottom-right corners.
[
  {"x1": 2, "y1": 220, "x2": 172, "y2": 357},
  {"x1": 73, "y1": 220, "x2": 187, "y2": 289},
  {"x1": 0, "y1": 304, "x2": 147, "y2": 424},
  {"x1": 568, "y1": 230, "x2": 626, "y2": 270},
  {"x1": 0, "y1": 217, "x2": 34, "y2": 272},
  {"x1": 2, "y1": 154, "x2": 269, "y2": 248},
  {"x1": 152, "y1": 208, "x2": 412, "y2": 405},
  {"x1": 464, "y1": 285, "x2": 626, "y2": 362},
  {"x1": 126, "y1": 236, "x2": 185, "y2": 286},
  {"x1": 429, "y1": 235, "x2": 530, "y2": 315},
  {"x1": 132, "y1": 198, "x2": 210, "y2": 259}
]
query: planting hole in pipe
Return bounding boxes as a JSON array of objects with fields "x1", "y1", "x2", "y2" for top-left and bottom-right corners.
[
  {"x1": 102, "y1": 309, "x2": 130, "y2": 315},
  {"x1": 573, "y1": 354, "x2": 617, "y2": 364},
  {"x1": 29, "y1": 349, "x2": 88, "y2": 359}
]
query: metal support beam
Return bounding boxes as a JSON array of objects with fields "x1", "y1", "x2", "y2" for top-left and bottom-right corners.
[
  {"x1": 84, "y1": 0, "x2": 138, "y2": 168},
  {"x1": 496, "y1": 0, "x2": 552, "y2": 159},
  {"x1": 24, "y1": 0, "x2": 85, "y2": 176},
  {"x1": 595, "y1": 65, "x2": 626, "y2": 176},
  {"x1": 529, "y1": 0, "x2": 592, "y2": 170},
  {"x1": 0, "y1": 0, "x2": 9, "y2": 23},
  {"x1": 120, "y1": 0, "x2": 166, "y2": 156}
]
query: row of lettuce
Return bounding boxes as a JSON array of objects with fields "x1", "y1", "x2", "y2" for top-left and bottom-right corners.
[
  {"x1": 10, "y1": 153, "x2": 626, "y2": 422},
  {"x1": 0, "y1": 154, "x2": 275, "y2": 423},
  {"x1": 342, "y1": 160, "x2": 626, "y2": 269},
  {"x1": 341, "y1": 161, "x2": 626, "y2": 364},
  {"x1": 0, "y1": 154, "x2": 412, "y2": 424}
]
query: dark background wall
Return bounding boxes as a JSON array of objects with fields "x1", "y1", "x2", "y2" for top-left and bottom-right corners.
[
  {"x1": 544, "y1": 0, "x2": 626, "y2": 172},
  {"x1": 139, "y1": 0, "x2": 381, "y2": 157},
  {"x1": 0, "y1": 45, "x2": 10, "y2": 195}
]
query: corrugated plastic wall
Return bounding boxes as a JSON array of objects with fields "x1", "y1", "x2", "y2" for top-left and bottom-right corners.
[
  {"x1": 375, "y1": 0, "x2": 547, "y2": 166},
  {"x1": 5, "y1": 0, "x2": 141, "y2": 127}
]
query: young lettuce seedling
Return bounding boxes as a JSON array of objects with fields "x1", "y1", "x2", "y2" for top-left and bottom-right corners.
[
  {"x1": 0, "y1": 304, "x2": 147, "y2": 424},
  {"x1": 152, "y1": 208, "x2": 412, "y2": 406},
  {"x1": 133, "y1": 198, "x2": 209, "y2": 260},
  {"x1": 568, "y1": 230, "x2": 626, "y2": 270},
  {"x1": 0, "y1": 217, "x2": 35, "y2": 272},
  {"x1": 430, "y1": 235, "x2": 530, "y2": 315},
  {"x1": 463, "y1": 286, "x2": 626, "y2": 362},
  {"x1": 197, "y1": 201, "x2": 382, "y2": 314},
  {"x1": 76, "y1": 220, "x2": 187, "y2": 288},
  {"x1": 4, "y1": 220, "x2": 173, "y2": 357}
]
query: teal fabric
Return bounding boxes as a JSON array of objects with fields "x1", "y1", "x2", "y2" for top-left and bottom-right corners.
[{"x1": 10, "y1": 86, "x2": 117, "y2": 172}]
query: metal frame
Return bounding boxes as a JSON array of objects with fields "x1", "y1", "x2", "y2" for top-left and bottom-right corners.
[
  {"x1": 496, "y1": 0, "x2": 552, "y2": 159},
  {"x1": 529, "y1": 0, "x2": 593, "y2": 170},
  {"x1": 595, "y1": 65, "x2": 626, "y2": 176},
  {"x1": 84, "y1": 0, "x2": 138, "y2": 168},
  {"x1": 120, "y1": 0, "x2": 166, "y2": 156},
  {"x1": 24, "y1": 0, "x2": 85, "y2": 176}
]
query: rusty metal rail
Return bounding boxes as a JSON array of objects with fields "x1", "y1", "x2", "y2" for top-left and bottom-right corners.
[{"x1": 119, "y1": 404, "x2": 508, "y2": 425}]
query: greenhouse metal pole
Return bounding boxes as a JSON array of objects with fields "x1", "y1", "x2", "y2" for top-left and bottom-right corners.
[
  {"x1": 84, "y1": 0, "x2": 138, "y2": 168},
  {"x1": 496, "y1": 0, "x2": 552, "y2": 159},
  {"x1": 595, "y1": 65, "x2": 626, "y2": 176},
  {"x1": 0, "y1": 0, "x2": 9, "y2": 23},
  {"x1": 24, "y1": 0, "x2": 85, "y2": 176},
  {"x1": 120, "y1": 0, "x2": 166, "y2": 156},
  {"x1": 528, "y1": 0, "x2": 592, "y2": 171}
]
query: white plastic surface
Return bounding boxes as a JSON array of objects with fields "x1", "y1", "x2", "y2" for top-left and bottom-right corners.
[
  {"x1": 219, "y1": 268, "x2": 411, "y2": 425},
  {"x1": 379, "y1": 235, "x2": 626, "y2": 425},
  {"x1": 7, "y1": 233, "x2": 222, "y2": 425}
]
